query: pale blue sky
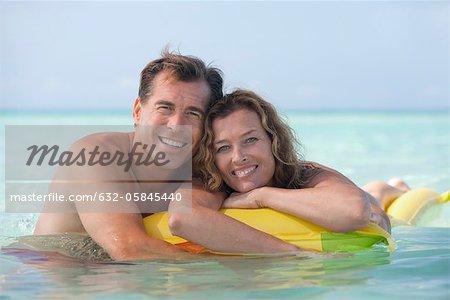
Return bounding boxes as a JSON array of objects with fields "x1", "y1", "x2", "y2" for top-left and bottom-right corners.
[{"x1": 1, "y1": 1, "x2": 448, "y2": 110}]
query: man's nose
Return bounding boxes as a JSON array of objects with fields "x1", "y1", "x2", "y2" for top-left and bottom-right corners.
[{"x1": 167, "y1": 112, "x2": 186, "y2": 128}]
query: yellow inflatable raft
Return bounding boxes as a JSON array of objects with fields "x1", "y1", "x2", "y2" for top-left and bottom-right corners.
[
  {"x1": 144, "y1": 211, "x2": 394, "y2": 254},
  {"x1": 387, "y1": 188, "x2": 449, "y2": 226},
  {"x1": 143, "y1": 188, "x2": 448, "y2": 254}
]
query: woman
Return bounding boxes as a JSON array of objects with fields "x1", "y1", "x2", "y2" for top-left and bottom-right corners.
[{"x1": 169, "y1": 89, "x2": 403, "y2": 253}]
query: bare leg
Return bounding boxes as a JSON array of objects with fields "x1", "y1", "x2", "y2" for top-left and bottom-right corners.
[
  {"x1": 362, "y1": 178, "x2": 411, "y2": 211},
  {"x1": 387, "y1": 178, "x2": 410, "y2": 192}
]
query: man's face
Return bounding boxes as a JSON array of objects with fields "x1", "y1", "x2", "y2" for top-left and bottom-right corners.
[{"x1": 133, "y1": 71, "x2": 210, "y2": 169}]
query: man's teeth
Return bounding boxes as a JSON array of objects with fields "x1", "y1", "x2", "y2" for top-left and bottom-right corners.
[
  {"x1": 159, "y1": 137, "x2": 186, "y2": 148},
  {"x1": 234, "y1": 166, "x2": 256, "y2": 177}
]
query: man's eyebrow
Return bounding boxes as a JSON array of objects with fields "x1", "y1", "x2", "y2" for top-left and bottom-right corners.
[
  {"x1": 154, "y1": 100, "x2": 205, "y2": 116},
  {"x1": 214, "y1": 129, "x2": 257, "y2": 145},
  {"x1": 154, "y1": 100, "x2": 175, "y2": 107}
]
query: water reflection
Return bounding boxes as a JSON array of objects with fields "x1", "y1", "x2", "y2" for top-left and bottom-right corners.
[{"x1": 1, "y1": 235, "x2": 392, "y2": 298}]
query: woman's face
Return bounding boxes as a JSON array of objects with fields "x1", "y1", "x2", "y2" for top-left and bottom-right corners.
[{"x1": 212, "y1": 108, "x2": 275, "y2": 193}]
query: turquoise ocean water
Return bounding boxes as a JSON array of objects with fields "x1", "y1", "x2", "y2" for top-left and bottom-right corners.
[{"x1": 0, "y1": 110, "x2": 449, "y2": 299}]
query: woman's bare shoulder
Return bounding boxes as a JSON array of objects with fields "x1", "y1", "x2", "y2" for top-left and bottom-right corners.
[{"x1": 301, "y1": 161, "x2": 355, "y2": 188}]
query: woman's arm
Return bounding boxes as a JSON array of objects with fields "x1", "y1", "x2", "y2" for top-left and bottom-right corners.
[
  {"x1": 223, "y1": 163, "x2": 390, "y2": 233},
  {"x1": 167, "y1": 180, "x2": 298, "y2": 253}
]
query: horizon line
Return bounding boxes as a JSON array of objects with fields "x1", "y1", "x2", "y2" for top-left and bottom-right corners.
[{"x1": 1, "y1": 107, "x2": 449, "y2": 114}]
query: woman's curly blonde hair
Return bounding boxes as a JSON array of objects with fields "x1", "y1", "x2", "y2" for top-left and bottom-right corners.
[{"x1": 193, "y1": 89, "x2": 317, "y2": 192}]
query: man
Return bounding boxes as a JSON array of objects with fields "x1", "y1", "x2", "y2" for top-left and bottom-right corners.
[{"x1": 34, "y1": 50, "x2": 224, "y2": 260}]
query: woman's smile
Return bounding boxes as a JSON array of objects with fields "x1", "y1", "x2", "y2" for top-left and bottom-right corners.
[
  {"x1": 213, "y1": 109, "x2": 275, "y2": 193},
  {"x1": 232, "y1": 165, "x2": 258, "y2": 177}
]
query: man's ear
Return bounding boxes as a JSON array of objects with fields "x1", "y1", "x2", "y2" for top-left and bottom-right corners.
[{"x1": 132, "y1": 97, "x2": 141, "y2": 125}]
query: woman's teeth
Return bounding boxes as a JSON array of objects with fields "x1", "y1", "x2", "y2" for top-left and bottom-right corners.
[{"x1": 233, "y1": 166, "x2": 257, "y2": 177}]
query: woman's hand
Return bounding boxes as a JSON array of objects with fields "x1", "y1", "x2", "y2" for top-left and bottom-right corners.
[{"x1": 222, "y1": 188, "x2": 266, "y2": 209}]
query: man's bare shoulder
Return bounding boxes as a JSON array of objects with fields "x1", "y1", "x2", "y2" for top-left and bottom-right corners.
[
  {"x1": 73, "y1": 132, "x2": 133, "y2": 152},
  {"x1": 52, "y1": 131, "x2": 136, "y2": 183}
]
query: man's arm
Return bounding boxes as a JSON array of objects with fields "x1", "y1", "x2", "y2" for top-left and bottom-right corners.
[
  {"x1": 168, "y1": 180, "x2": 298, "y2": 253},
  {"x1": 73, "y1": 135, "x2": 186, "y2": 260},
  {"x1": 35, "y1": 133, "x2": 185, "y2": 261},
  {"x1": 78, "y1": 212, "x2": 185, "y2": 261}
]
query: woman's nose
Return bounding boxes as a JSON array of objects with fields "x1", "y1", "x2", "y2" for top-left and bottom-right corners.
[{"x1": 231, "y1": 147, "x2": 247, "y2": 164}]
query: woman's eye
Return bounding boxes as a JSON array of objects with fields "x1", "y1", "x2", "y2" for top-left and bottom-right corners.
[
  {"x1": 245, "y1": 137, "x2": 258, "y2": 143},
  {"x1": 216, "y1": 145, "x2": 230, "y2": 153}
]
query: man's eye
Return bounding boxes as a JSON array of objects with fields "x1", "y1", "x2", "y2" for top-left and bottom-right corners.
[
  {"x1": 216, "y1": 145, "x2": 230, "y2": 153},
  {"x1": 245, "y1": 137, "x2": 258, "y2": 143},
  {"x1": 157, "y1": 106, "x2": 171, "y2": 110},
  {"x1": 186, "y1": 111, "x2": 202, "y2": 119}
]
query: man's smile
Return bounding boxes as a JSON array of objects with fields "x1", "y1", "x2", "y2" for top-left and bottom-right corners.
[{"x1": 158, "y1": 136, "x2": 188, "y2": 148}]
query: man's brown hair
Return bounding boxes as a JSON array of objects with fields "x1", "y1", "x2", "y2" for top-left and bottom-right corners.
[{"x1": 139, "y1": 48, "x2": 223, "y2": 108}]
